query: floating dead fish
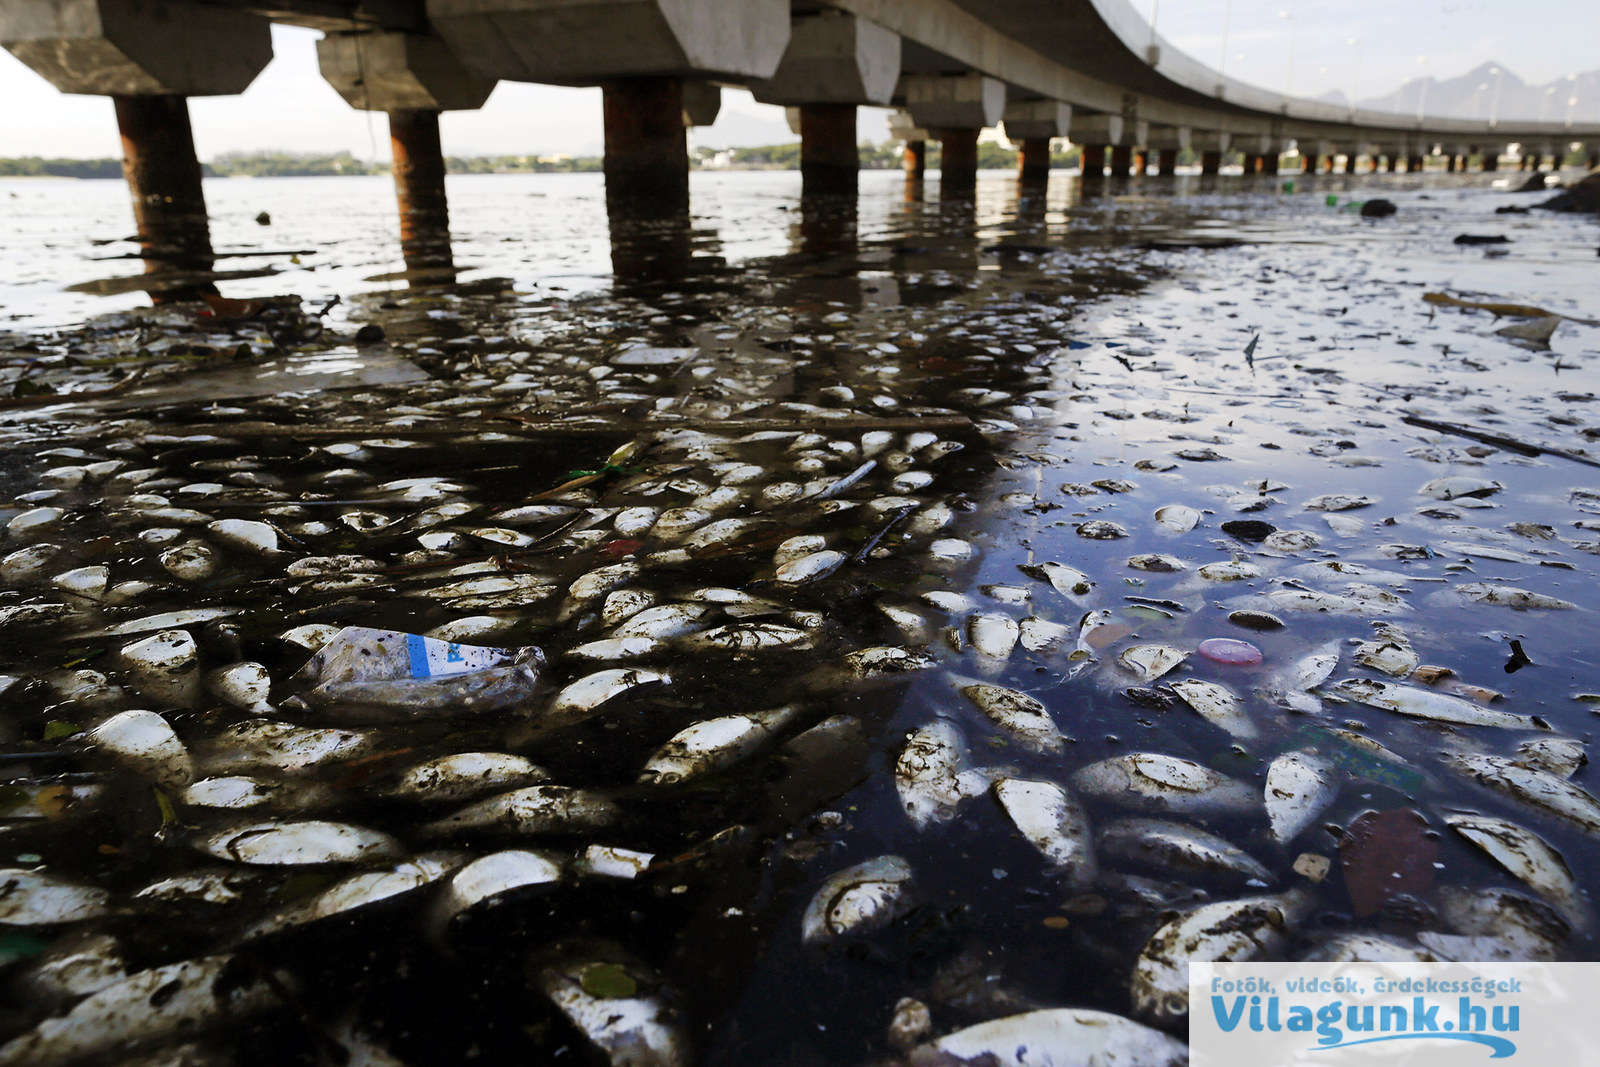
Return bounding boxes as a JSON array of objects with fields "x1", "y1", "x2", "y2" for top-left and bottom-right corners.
[
  {"x1": 1169, "y1": 679, "x2": 1254, "y2": 738},
  {"x1": 1420, "y1": 476, "x2": 1503, "y2": 501},
  {"x1": 801, "y1": 855, "x2": 915, "y2": 943},
  {"x1": 1154, "y1": 505, "x2": 1201, "y2": 533},
  {"x1": 895, "y1": 722, "x2": 987, "y2": 829},
  {"x1": 1445, "y1": 812, "x2": 1588, "y2": 928},
  {"x1": 843, "y1": 646, "x2": 936, "y2": 677},
  {"x1": 1354, "y1": 623, "x2": 1418, "y2": 677},
  {"x1": 206, "y1": 518, "x2": 280, "y2": 555},
  {"x1": 179, "y1": 776, "x2": 332, "y2": 812},
  {"x1": 1263, "y1": 584, "x2": 1407, "y2": 616},
  {"x1": 1199, "y1": 560, "x2": 1261, "y2": 582},
  {"x1": 195, "y1": 819, "x2": 403, "y2": 866},
  {"x1": 1266, "y1": 751, "x2": 1338, "y2": 843},
  {"x1": 967, "y1": 612, "x2": 1020, "y2": 661},
  {"x1": 1117, "y1": 644, "x2": 1186, "y2": 683},
  {"x1": 1128, "y1": 554, "x2": 1186, "y2": 573},
  {"x1": 992, "y1": 778, "x2": 1095, "y2": 886},
  {"x1": 0, "y1": 953, "x2": 285, "y2": 1067},
  {"x1": 1101, "y1": 818, "x2": 1272, "y2": 885},
  {"x1": 87, "y1": 709, "x2": 194, "y2": 789},
  {"x1": 775, "y1": 549, "x2": 845, "y2": 584},
  {"x1": 1132, "y1": 891, "x2": 1310, "y2": 1022},
  {"x1": 639, "y1": 706, "x2": 800, "y2": 786},
  {"x1": 1304, "y1": 494, "x2": 1375, "y2": 512},
  {"x1": 115, "y1": 629, "x2": 201, "y2": 708},
  {"x1": 422, "y1": 785, "x2": 619, "y2": 837},
  {"x1": 1301, "y1": 933, "x2": 1438, "y2": 963},
  {"x1": 385, "y1": 752, "x2": 550, "y2": 804},
  {"x1": 546, "y1": 668, "x2": 669, "y2": 728},
  {"x1": 1454, "y1": 582, "x2": 1577, "y2": 610},
  {"x1": 907, "y1": 1008, "x2": 1187, "y2": 1067},
  {"x1": 1019, "y1": 562, "x2": 1093, "y2": 598},
  {"x1": 1516, "y1": 737, "x2": 1587, "y2": 779},
  {"x1": 1076, "y1": 520, "x2": 1127, "y2": 540},
  {"x1": 204, "y1": 662, "x2": 273, "y2": 716},
  {"x1": 244, "y1": 853, "x2": 464, "y2": 940},
  {"x1": 679, "y1": 623, "x2": 812, "y2": 654},
  {"x1": 959, "y1": 683, "x2": 1066, "y2": 753},
  {"x1": 1260, "y1": 641, "x2": 1339, "y2": 713},
  {"x1": 614, "y1": 604, "x2": 714, "y2": 640},
  {"x1": 205, "y1": 720, "x2": 377, "y2": 776},
  {"x1": 535, "y1": 944, "x2": 687, "y2": 1067},
  {"x1": 431, "y1": 850, "x2": 565, "y2": 934},
  {"x1": 576, "y1": 844, "x2": 654, "y2": 881},
  {"x1": 1335, "y1": 678, "x2": 1543, "y2": 730},
  {"x1": 1419, "y1": 886, "x2": 1570, "y2": 962},
  {"x1": 0, "y1": 868, "x2": 111, "y2": 926},
  {"x1": 1017, "y1": 616, "x2": 1072, "y2": 653},
  {"x1": 1073, "y1": 754, "x2": 1256, "y2": 816},
  {"x1": 1442, "y1": 752, "x2": 1600, "y2": 835}
]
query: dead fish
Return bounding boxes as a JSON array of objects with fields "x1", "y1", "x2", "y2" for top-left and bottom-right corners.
[
  {"x1": 959, "y1": 683, "x2": 1066, "y2": 753},
  {"x1": 244, "y1": 853, "x2": 464, "y2": 940},
  {"x1": 992, "y1": 778, "x2": 1095, "y2": 887},
  {"x1": 178, "y1": 776, "x2": 332, "y2": 812},
  {"x1": 384, "y1": 752, "x2": 550, "y2": 804},
  {"x1": 678, "y1": 623, "x2": 812, "y2": 654},
  {"x1": 1515, "y1": 736, "x2": 1587, "y2": 779},
  {"x1": 1334, "y1": 678, "x2": 1543, "y2": 730},
  {"x1": 0, "y1": 953, "x2": 285, "y2": 1067},
  {"x1": 1264, "y1": 583, "x2": 1408, "y2": 616},
  {"x1": 1154, "y1": 505, "x2": 1201, "y2": 533},
  {"x1": 613, "y1": 604, "x2": 713, "y2": 640},
  {"x1": 1304, "y1": 494, "x2": 1376, "y2": 511},
  {"x1": 535, "y1": 944, "x2": 687, "y2": 1067},
  {"x1": 801, "y1": 855, "x2": 915, "y2": 943},
  {"x1": 639, "y1": 705, "x2": 801, "y2": 786},
  {"x1": 843, "y1": 646, "x2": 936, "y2": 677},
  {"x1": 1419, "y1": 885, "x2": 1570, "y2": 962},
  {"x1": 204, "y1": 662, "x2": 273, "y2": 716},
  {"x1": 1132, "y1": 891, "x2": 1311, "y2": 1022},
  {"x1": 1198, "y1": 560, "x2": 1262, "y2": 582},
  {"x1": 1099, "y1": 818, "x2": 1273, "y2": 885},
  {"x1": 1169, "y1": 679, "x2": 1254, "y2": 738},
  {"x1": 895, "y1": 722, "x2": 987, "y2": 829},
  {"x1": 1455, "y1": 582, "x2": 1577, "y2": 610},
  {"x1": 1301, "y1": 933, "x2": 1438, "y2": 963},
  {"x1": 1259, "y1": 641, "x2": 1339, "y2": 713},
  {"x1": 546, "y1": 668, "x2": 669, "y2": 728},
  {"x1": 205, "y1": 518, "x2": 280, "y2": 555},
  {"x1": 204, "y1": 720, "x2": 377, "y2": 776},
  {"x1": 1117, "y1": 644, "x2": 1186, "y2": 683},
  {"x1": 195, "y1": 820, "x2": 403, "y2": 865},
  {"x1": 115, "y1": 629, "x2": 201, "y2": 708},
  {"x1": 51, "y1": 565, "x2": 108, "y2": 602},
  {"x1": 1353, "y1": 623, "x2": 1418, "y2": 677},
  {"x1": 87, "y1": 709, "x2": 193, "y2": 789},
  {"x1": 422, "y1": 785, "x2": 619, "y2": 837},
  {"x1": 1018, "y1": 616, "x2": 1072, "y2": 653},
  {"x1": 0, "y1": 868, "x2": 111, "y2": 926},
  {"x1": 18, "y1": 930, "x2": 127, "y2": 1002},
  {"x1": 1073, "y1": 753, "x2": 1256, "y2": 816},
  {"x1": 1020, "y1": 561, "x2": 1093, "y2": 597},
  {"x1": 1420, "y1": 476, "x2": 1502, "y2": 500},
  {"x1": 1442, "y1": 752, "x2": 1600, "y2": 835},
  {"x1": 1128, "y1": 554, "x2": 1187, "y2": 573},
  {"x1": 576, "y1": 845, "x2": 655, "y2": 881},
  {"x1": 1266, "y1": 750, "x2": 1338, "y2": 843},
  {"x1": 907, "y1": 1008, "x2": 1186, "y2": 1067},
  {"x1": 967, "y1": 612, "x2": 1020, "y2": 660},
  {"x1": 430, "y1": 850, "x2": 565, "y2": 934},
  {"x1": 560, "y1": 562, "x2": 642, "y2": 619},
  {"x1": 1445, "y1": 811, "x2": 1588, "y2": 929},
  {"x1": 1077, "y1": 520, "x2": 1128, "y2": 540},
  {"x1": 776, "y1": 549, "x2": 846, "y2": 584}
]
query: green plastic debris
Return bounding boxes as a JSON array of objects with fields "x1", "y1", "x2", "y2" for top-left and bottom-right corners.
[
  {"x1": 1325, "y1": 194, "x2": 1339, "y2": 206},
  {"x1": 42, "y1": 721, "x2": 79, "y2": 741},
  {"x1": 579, "y1": 962, "x2": 638, "y2": 999}
]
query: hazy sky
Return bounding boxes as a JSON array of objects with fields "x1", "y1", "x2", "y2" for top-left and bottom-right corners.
[{"x1": 0, "y1": 1, "x2": 1594, "y2": 160}]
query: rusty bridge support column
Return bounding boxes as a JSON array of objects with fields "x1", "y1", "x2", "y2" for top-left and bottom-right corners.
[
  {"x1": 933, "y1": 127, "x2": 980, "y2": 198},
  {"x1": 388, "y1": 109, "x2": 453, "y2": 275},
  {"x1": 904, "y1": 140, "x2": 927, "y2": 181},
  {"x1": 1080, "y1": 144, "x2": 1107, "y2": 179},
  {"x1": 112, "y1": 94, "x2": 216, "y2": 300},
  {"x1": 1300, "y1": 152, "x2": 1315, "y2": 174},
  {"x1": 1017, "y1": 137, "x2": 1051, "y2": 184},
  {"x1": 603, "y1": 76, "x2": 690, "y2": 216},
  {"x1": 799, "y1": 103, "x2": 858, "y2": 196}
]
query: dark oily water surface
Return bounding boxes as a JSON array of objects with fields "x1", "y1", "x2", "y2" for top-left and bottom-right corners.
[{"x1": 0, "y1": 170, "x2": 1597, "y2": 1066}]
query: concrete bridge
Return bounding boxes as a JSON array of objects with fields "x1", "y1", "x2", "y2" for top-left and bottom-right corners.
[{"x1": 6, "y1": 0, "x2": 1599, "y2": 297}]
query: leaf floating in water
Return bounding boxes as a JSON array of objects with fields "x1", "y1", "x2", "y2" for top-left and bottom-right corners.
[
  {"x1": 1243, "y1": 333, "x2": 1259, "y2": 370},
  {"x1": 578, "y1": 962, "x2": 638, "y2": 999},
  {"x1": 1340, "y1": 809, "x2": 1438, "y2": 918}
]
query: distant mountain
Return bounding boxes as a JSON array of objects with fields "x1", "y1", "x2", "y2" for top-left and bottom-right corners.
[{"x1": 1356, "y1": 61, "x2": 1600, "y2": 125}]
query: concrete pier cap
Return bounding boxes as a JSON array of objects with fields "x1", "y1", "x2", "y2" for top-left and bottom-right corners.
[
  {"x1": 317, "y1": 31, "x2": 495, "y2": 112},
  {"x1": 1002, "y1": 100, "x2": 1070, "y2": 142},
  {"x1": 424, "y1": 0, "x2": 790, "y2": 82},
  {"x1": 1192, "y1": 130, "x2": 1231, "y2": 153},
  {"x1": 1144, "y1": 124, "x2": 1191, "y2": 151},
  {"x1": 1069, "y1": 113, "x2": 1125, "y2": 147},
  {"x1": 902, "y1": 72, "x2": 1005, "y2": 130},
  {"x1": 681, "y1": 80, "x2": 720, "y2": 126},
  {"x1": 751, "y1": 9, "x2": 898, "y2": 106},
  {"x1": 887, "y1": 109, "x2": 929, "y2": 143},
  {"x1": 0, "y1": 0, "x2": 270, "y2": 96}
]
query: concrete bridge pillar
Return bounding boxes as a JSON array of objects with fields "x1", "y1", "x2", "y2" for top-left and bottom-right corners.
[
  {"x1": 1004, "y1": 100, "x2": 1068, "y2": 187},
  {"x1": 753, "y1": 10, "x2": 898, "y2": 196},
  {"x1": 603, "y1": 77, "x2": 689, "y2": 214},
  {"x1": 1343, "y1": 151, "x2": 1357, "y2": 174},
  {"x1": 1201, "y1": 150, "x2": 1222, "y2": 174},
  {"x1": 1110, "y1": 144, "x2": 1134, "y2": 176},
  {"x1": 1300, "y1": 152, "x2": 1316, "y2": 174},
  {"x1": 1385, "y1": 154, "x2": 1399, "y2": 173},
  {"x1": 1, "y1": 0, "x2": 272, "y2": 300},
  {"x1": 904, "y1": 73, "x2": 1004, "y2": 198},
  {"x1": 1080, "y1": 144, "x2": 1107, "y2": 178},
  {"x1": 1589, "y1": 148, "x2": 1599, "y2": 170},
  {"x1": 318, "y1": 31, "x2": 495, "y2": 278},
  {"x1": 1409, "y1": 155, "x2": 1425, "y2": 172},
  {"x1": 904, "y1": 140, "x2": 927, "y2": 180},
  {"x1": 1262, "y1": 152, "x2": 1280, "y2": 175}
]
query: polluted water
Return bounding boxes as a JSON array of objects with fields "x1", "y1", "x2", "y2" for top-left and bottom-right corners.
[{"x1": 0, "y1": 167, "x2": 1599, "y2": 1064}]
